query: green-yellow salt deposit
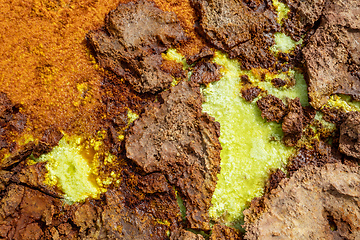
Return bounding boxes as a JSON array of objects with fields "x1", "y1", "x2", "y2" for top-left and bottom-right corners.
[
  {"x1": 272, "y1": 0, "x2": 290, "y2": 23},
  {"x1": 271, "y1": 32, "x2": 303, "y2": 53},
  {"x1": 202, "y1": 52, "x2": 308, "y2": 227},
  {"x1": 325, "y1": 94, "x2": 360, "y2": 112},
  {"x1": 127, "y1": 108, "x2": 139, "y2": 124},
  {"x1": 242, "y1": 67, "x2": 308, "y2": 106},
  {"x1": 163, "y1": 49, "x2": 308, "y2": 227},
  {"x1": 162, "y1": 48, "x2": 190, "y2": 70},
  {"x1": 37, "y1": 135, "x2": 113, "y2": 203},
  {"x1": 162, "y1": 48, "x2": 191, "y2": 86}
]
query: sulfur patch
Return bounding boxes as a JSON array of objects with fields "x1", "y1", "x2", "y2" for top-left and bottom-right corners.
[
  {"x1": 271, "y1": 32, "x2": 303, "y2": 53},
  {"x1": 202, "y1": 52, "x2": 307, "y2": 227},
  {"x1": 37, "y1": 135, "x2": 115, "y2": 203},
  {"x1": 272, "y1": 0, "x2": 290, "y2": 23}
]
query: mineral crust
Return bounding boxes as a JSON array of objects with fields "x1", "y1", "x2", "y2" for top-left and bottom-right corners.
[
  {"x1": 244, "y1": 163, "x2": 360, "y2": 239},
  {"x1": 87, "y1": 0, "x2": 187, "y2": 93},
  {"x1": 302, "y1": 0, "x2": 360, "y2": 109},
  {"x1": 126, "y1": 80, "x2": 222, "y2": 230},
  {"x1": 191, "y1": 0, "x2": 280, "y2": 69}
]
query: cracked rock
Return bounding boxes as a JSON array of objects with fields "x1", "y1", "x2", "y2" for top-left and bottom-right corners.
[{"x1": 87, "y1": 0, "x2": 187, "y2": 93}]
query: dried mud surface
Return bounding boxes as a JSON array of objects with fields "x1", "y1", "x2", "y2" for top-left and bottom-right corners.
[{"x1": 244, "y1": 163, "x2": 360, "y2": 239}]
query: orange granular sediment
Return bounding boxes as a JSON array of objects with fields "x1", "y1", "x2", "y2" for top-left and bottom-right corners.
[
  {"x1": 0, "y1": 0, "x2": 120, "y2": 139},
  {"x1": 0, "y1": 0, "x2": 203, "y2": 140}
]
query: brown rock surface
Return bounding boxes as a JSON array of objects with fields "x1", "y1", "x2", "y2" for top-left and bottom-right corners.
[
  {"x1": 210, "y1": 224, "x2": 242, "y2": 240},
  {"x1": 282, "y1": 98, "x2": 303, "y2": 146},
  {"x1": 186, "y1": 46, "x2": 214, "y2": 65},
  {"x1": 190, "y1": 61, "x2": 222, "y2": 85},
  {"x1": 264, "y1": 169, "x2": 286, "y2": 193},
  {"x1": 271, "y1": 78, "x2": 286, "y2": 88},
  {"x1": 283, "y1": 0, "x2": 326, "y2": 41},
  {"x1": 125, "y1": 81, "x2": 222, "y2": 230},
  {"x1": 302, "y1": 0, "x2": 360, "y2": 109},
  {"x1": 0, "y1": 167, "x2": 182, "y2": 240},
  {"x1": 101, "y1": 189, "x2": 173, "y2": 239},
  {"x1": 287, "y1": 141, "x2": 338, "y2": 176},
  {"x1": 191, "y1": 0, "x2": 280, "y2": 69},
  {"x1": 241, "y1": 87, "x2": 262, "y2": 102},
  {"x1": 0, "y1": 92, "x2": 27, "y2": 153},
  {"x1": 257, "y1": 95, "x2": 287, "y2": 122},
  {"x1": 161, "y1": 59, "x2": 188, "y2": 80},
  {"x1": 170, "y1": 229, "x2": 205, "y2": 240},
  {"x1": 244, "y1": 163, "x2": 360, "y2": 239},
  {"x1": 339, "y1": 111, "x2": 360, "y2": 159},
  {"x1": 87, "y1": 0, "x2": 187, "y2": 93}
]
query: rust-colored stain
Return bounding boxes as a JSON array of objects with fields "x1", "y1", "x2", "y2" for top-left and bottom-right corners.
[
  {"x1": 0, "y1": 0, "x2": 123, "y2": 139},
  {"x1": 0, "y1": 0, "x2": 203, "y2": 141}
]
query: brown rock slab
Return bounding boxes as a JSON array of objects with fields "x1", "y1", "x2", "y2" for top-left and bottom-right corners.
[
  {"x1": 282, "y1": 98, "x2": 303, "y2": 146},
  {"x1": 186, "y1": 46, "x2": 214, "y2": 65},
  {"x1": 170, "y1": 229, "x2": 205, "y2": 240},
  {"x1": 125, "y1": 81, "x2": 221, "y2": 230},
  {"x1": 244, "y1": 163, "x2": 360, "y2": 239},
  {"x1": 339, "y1": 111, "x2": 360, "y2": 159},
  {"x1": 190, "y1": 61, "x2": 222, "y2": 85},
  {"x1": 87, "y1": 0, "x2": 187, "y2": 93},
  {"x1": 0, "y1": 92, "x2": 27, "y2": 153},
  {"x1": 302, "y1": 0, "x2": 360, "y2": 109},
  {"x1": 241, "y1": 87, "x2": 261, "y2": 102},
  {"x1": 257, "y1": 95, "x2": 287, "y2": 122},
  {"x1": 283, "y1": 0, "x2": 326, "y2": 41},
  {"x1": 210, "y1": 224, "x2": 242, "y2": 240},
  {"x1": 192, "y1": 0, "x2": 280, "y2": 69}
]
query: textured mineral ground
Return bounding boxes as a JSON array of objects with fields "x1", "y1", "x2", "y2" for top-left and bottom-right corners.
[
  {"x1": 125, "y1": 80, "x2": 221, "y2": 230},
  {"x1": 87, "y1": 0, "x2": 187, "y2": 93},
  {"x1": 302, "y1": 0, "x2": 360, "y2": 109},
  {"x1": 339, "y1": 111, "x2": 360, "y2": 159},
  {"x1": 0, "y1": 0, "x2": 360, "y2": 239},
  {"x1": 191, "y1": 0, "x2": 280, "y2": 69},
  {"x1": 256, "y1": 95, "x2": 287, "y2": 123},
  {"x1": 244, "y1": 163, "x2": 360, "y2": 239}
]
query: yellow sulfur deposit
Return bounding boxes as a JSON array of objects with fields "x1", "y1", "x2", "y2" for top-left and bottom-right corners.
[
  {"x1": 271, "y1": 32, "x2": 303, "y2": 53},
  {"x1": 272, "y1": 0, "x2": 290, "y2": 23},
  {"x1": 325, "y1": 94, "x2": 360, "y2": 112},
  {"x1": 202, "y1": 52, "x2": 306, "y2": 227},
  {"x1": 37, "y1": 135, "x2": 114, "y2": 203},
  {"x1": 164, "y1": 49, "x2": 308, "y2": 227},
  {"x1": 162, "y1": 48, "x2": 190, "y2": 70}
]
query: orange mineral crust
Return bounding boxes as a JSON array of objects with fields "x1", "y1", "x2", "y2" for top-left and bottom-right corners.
[
  {"x1": 0, "y1": 0, "x2": 129, "y2": 139},
  {"x1": 0, "y1": 0, "x2": 204, "y2": 141}
]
